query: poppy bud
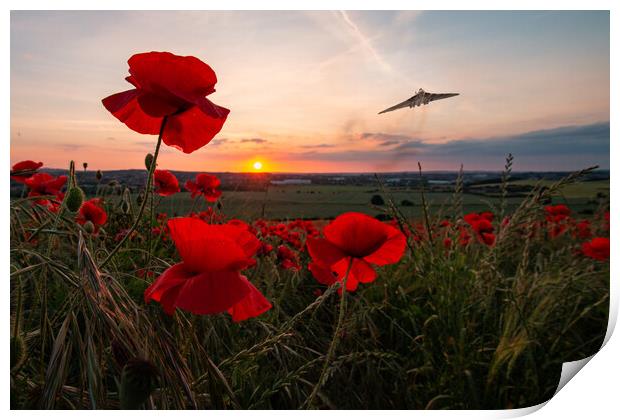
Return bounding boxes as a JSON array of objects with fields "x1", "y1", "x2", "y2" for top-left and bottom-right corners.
[
  {"x1": 121, "y1": 200, "x2": 130, "y2": 214},
  {"x1": 83, "y1": 221, "x2": 95, "y2": 234},
  {"x1": 119, "y1": 358, "x2": 158, "y2": 409},
  {"x1": 10, "y1": 336, "x2": 26, "y2": 372},
  {"x1": 136, "y1": 193, "x2": 144, "y2": 206},
  {"x1": 96, "y1": 170, "x2": 103, "y2": 181},
  {"x1": 65, "y1": 187, "x2": 85, "y2": 212},
  {"x1": 144, "y1": 153, "x2": 154, "y2": 171}
]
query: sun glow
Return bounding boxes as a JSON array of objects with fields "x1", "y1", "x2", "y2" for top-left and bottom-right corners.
[{"x1": 252, "y1": 161, "x2": 263, "y2": 171}]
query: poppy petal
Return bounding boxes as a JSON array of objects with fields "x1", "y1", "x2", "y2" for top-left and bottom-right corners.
[
  {"x1": 223, "y1": 224, "x2": 261, "y2": 258},
  {"x1": 306, "y1": 237, "x2": 348, "y2": 267},
  {"x1": 363, "y1": 226, "x2": 407, "y2": 266},
  {"x1": 144, "y1": 263, "x2": 191, "y2": 305},
  {"x1": 137, "y1": 91, "x2": 183, "y2": 117},
  {"x1": 102, "y1": 89, "x2": 163, "y2": 135},
  {"x1": 333, "y1": 258, "x2": 376, "y2": 285},
  {"x1": 163, "y1": 101, "x2": 229, "y2": 154},
  {"x1": 128, "y1": 51, "x2": 218, "y2": 104},
  {"x1": 167, "y1": 218, "x2": 251, "y2": 272},
  {"x1": 308, "y1": 261, "x2": 360, "y2": 292},
  {"x1": 324, "y1": 212, "x2": 391, "y2": 258},
  {"x1": 174, "y1": 271, "x2": 251, "y2": 315},
  {"x1": 227, "y1": 277, "x2": 272, "y2": 322}
]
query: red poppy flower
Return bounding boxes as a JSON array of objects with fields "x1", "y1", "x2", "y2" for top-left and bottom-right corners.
[
  {"x1": 102, "y1": 51, "x2": 230, "y2": 154},
  {"x1": 458, "y1": 228, "x2": 472, "y2": 246},
  {"x1": 581, "y1": 237, "x2": 610, "y2": 261},
  {"x1": 144, "y1": 218, "x2": 271, "y2": 321},
  {"x1": 257, "y1": 242, "x2": 274, "y2": 256},
  {"x1": 464, "y1": 212, "x2": 494, "y2": 226},
  {"x1": 306, "y1": 212, "x2": 406, "y2": 293},
  {"x1": 185, "y1": 173, "x2": 222, "y2": 202},
  {"x1": 464, "y1": 214, "x2": 495, "y2": 246},
  {"x1": 23, "y1": 173, "x2": 67, "y2": 197},
  {"x1": 277, "y1": 245, "x2": 301, "y2": 271},
  {"x1": 11, "y1": 160, "x2": 43, "y2": 182},
  {"x1": 154, "y1": 169, "x2": 180, "y2": 196},
  {"x1": 574, "y1": 220, "x2": 592, "y2": 240},
  {"x1": 76, "y1": 199, "x2": 108, "y2": 230},
  {"x1": 545, "y1": 204, "x2": 571, "y2": 223}
]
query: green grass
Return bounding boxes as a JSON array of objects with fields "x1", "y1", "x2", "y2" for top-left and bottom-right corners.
[
  {"x1": 10, "y1": 171, "x2": 609, "y2": 409},
  {"x1": 154, "y1": 179, "x2": 608, "y2": 220}
]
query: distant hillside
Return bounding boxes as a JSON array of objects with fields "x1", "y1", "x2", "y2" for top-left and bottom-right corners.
[{"x1": 10, "y1": 168, "x2": 609, "y2": 197}]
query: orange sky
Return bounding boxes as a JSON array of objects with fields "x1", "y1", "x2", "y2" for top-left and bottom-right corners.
[{"x1": 11, "y1": 11, "x2": 610, "y2": 172}]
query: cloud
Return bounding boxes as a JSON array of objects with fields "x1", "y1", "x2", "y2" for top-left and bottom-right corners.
[
  {"x1": 58, "y1": 143, "x2": 85, "y2": 151},
  {"x1": 359, "y1": 132, "x2": 415, "y2": 143},
  {"x1": 300, "y1": 143, "x2": 336, "y2": 149},
  {"x1": 423, "y1": 122, "x2": 609, "y2": 157},
  {"x1": 282, "y1": 122, "x2": 610, "y2": 170},
  {"x1": 241, "y1": 138, "x2": 268, "y2": 144},
  {"x1": 210, "y1": 138, "x2": 229, "y2": 146}
]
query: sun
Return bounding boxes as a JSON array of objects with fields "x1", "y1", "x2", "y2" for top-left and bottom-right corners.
[{"x1": 252, "y1": 161, "x2": 263, "y2": 171}]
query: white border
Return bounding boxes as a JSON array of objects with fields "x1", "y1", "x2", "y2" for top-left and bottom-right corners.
[{"x1": 3, "y1": 1, "x2": 617, "y2": 418}]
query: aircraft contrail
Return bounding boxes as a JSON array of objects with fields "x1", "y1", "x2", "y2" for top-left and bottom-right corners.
[{"x1": 339, "y1": 11, "x2": 392, "y2": 74}]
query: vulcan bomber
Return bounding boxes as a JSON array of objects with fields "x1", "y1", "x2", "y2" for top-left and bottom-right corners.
[{"x1": 378, "y1": 88, "x2": 459, "y2": 114}]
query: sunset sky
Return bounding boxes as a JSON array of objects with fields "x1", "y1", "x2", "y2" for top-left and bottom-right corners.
[{"x1": 11, "y1": 10, "x2": 609, "y2": 173}]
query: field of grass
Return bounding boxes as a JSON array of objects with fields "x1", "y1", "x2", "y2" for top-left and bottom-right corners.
[
  {"x1": 10, "y1": 167, "x2": 609, "y2": 409},
  {"x1": 154, "y1": 179, "x2": 609, "y2": 220}
]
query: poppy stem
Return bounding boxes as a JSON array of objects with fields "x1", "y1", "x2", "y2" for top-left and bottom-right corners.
[
  {"x1": 305, "y1": 257, "x2": 354, "y2": 408},
  {"x1": 99, "y1": 116, "x2": 168, "y2": 270}
]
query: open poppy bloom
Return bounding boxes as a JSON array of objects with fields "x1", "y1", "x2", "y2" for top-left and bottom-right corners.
[
  {"x1": 11, "y1": 160, "x2": 43, "y2": 182},
  {"x1": 76, "y1": 199, "x2": 108, "y2": 231},
  {"x1": 23, "y1": 173, "x2": 67, "y2": 197},
  {"x1": 102, "y1": 51, "x2": 230, "y2": 154},
  {"x1": 144, "y1": 217, "x2": 271, "y2": 321},
  {"x1": 306, "y1": 212, "x2": 406, "y2": 293},
  {"x1": 154, "y1": 169, "x2": 180, "y2": 196},
  {"x1": 581, "y1": 237, "x2": 610, "y2": 261},
  {"x1": 185, "y1": 173, "x2": 222, "y2": 202}
]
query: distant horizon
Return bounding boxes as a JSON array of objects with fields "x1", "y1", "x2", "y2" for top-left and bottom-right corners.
[{"x1": 38, "y1": 166, "x2": 610, "y2": 176}]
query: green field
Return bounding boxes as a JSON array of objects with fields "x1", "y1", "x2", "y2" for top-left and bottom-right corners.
[{"x1": 154, "y1": 180, "x2": 609, "y2": 220}]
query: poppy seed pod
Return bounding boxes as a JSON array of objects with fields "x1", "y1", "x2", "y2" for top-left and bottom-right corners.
[
  {"x1": 121, "y1": 200, "x2": 131, "y2": 214},
  {"x1": 65, "y1": 187, "x2": 85, "y2": 212},
  {"x1": 145, "y1": 153, "x2": 154, "y2": 171},
  {"x1": 83, "y1": 221, "x2": 95, "y2": 234},
  {"x1": 96, "y1": 170, "x2": 103, "y2": 181},
  {"x1": 10, "y1": 336, "x2": 26, "y2": 372},
  {"x1": 119, "y1": 358, "x2": 158, "y2": 409}
]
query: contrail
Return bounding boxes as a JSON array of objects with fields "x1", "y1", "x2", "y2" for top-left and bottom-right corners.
[{"x1": 339, "y1": 11, "x2": 392, "y2": 74}]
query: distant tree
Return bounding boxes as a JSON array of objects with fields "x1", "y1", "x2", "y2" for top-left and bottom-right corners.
[
  {"x1": 371, "y1": 194, "x2": 385, "y2": 206},
  {"x1": 401, "y1": 199, "x2": 414, "y2": 207}
]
